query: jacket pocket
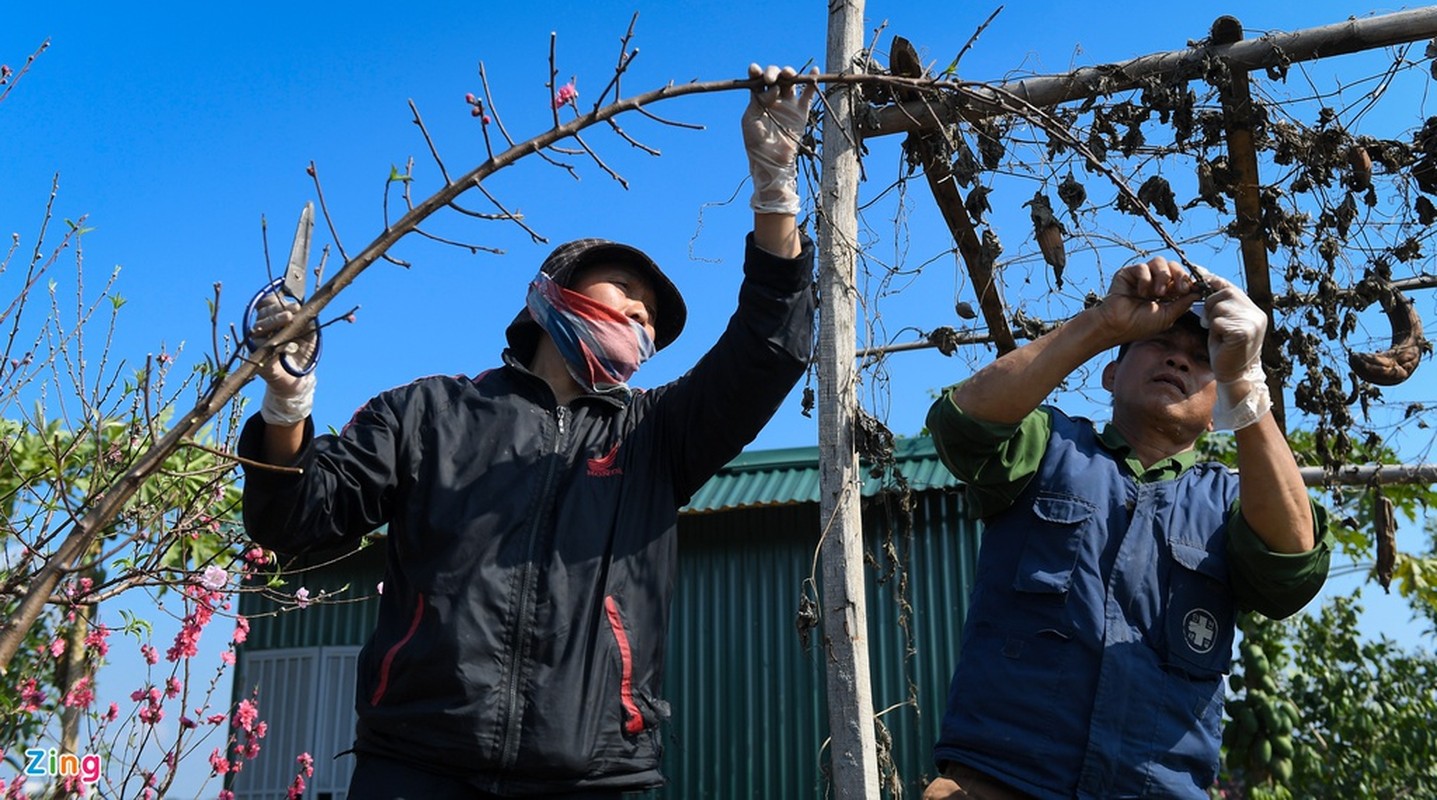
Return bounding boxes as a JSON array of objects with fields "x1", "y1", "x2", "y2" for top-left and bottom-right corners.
[
  {"x1": 368, "y1": 592, "x2": 426, "y2": 706},
  {"x1": 603, "y1": 595, "x2": 646, "y2": 736},
  {"x1": 1012, "y1": 493, "x2": 1094, "y2": 595},
  {"x1": 1164, "y1": 537, "x2": 1234, "y2": 678}
]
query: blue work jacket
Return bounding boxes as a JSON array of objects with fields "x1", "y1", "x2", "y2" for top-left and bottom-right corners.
[{"x1": 935, "y1": 410, "x2": 1239, "y2": 799}]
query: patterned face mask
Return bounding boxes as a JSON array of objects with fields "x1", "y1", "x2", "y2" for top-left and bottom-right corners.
[{"x1": 525, "y1": 271, "x2": 655, "y2": 394}]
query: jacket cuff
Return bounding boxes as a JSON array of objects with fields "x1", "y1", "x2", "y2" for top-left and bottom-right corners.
[
  {"x1": 743, "y1": 231, "x2": 814, "y2": 294},
  {"x1": 238, "y1": 412, "x2": 315, "y2": 485},
  {"x1": 1227, "y1": 500, "x2": 1332, "y2": 619}
]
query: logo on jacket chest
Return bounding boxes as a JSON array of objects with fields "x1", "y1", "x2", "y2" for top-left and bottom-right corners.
[
  {"x1": 587, "y1": 442, "x2": 623, "y2": 478},
  {"x1": 1183, "y1": 608, "x2": 1219, "y2": 654}
]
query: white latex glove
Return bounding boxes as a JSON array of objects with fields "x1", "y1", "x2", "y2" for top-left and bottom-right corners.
[
  {"x1": 1197, "y1": 268, "x2": 1270, "y2": 431},
  {"x1": 742, "y1": 63, "x2": 818, "y2": 215},
  {"x1": 248, "y1": 291, "x2": 317, "y2": 426}
]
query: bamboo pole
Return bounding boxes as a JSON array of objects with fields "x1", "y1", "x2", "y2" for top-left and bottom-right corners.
[
  {"x1": 862, "y1": 6, "x2": 1437, "y2": 137},
  {"x1": 1298, "y1": 463, "x2": 1437, "y2": 487},
  {"x1": 909, "y1": 139, "x2": 1018, "y2": 356},
  {"x1": 856, "y1": 325, "x2": 1042, "y2": 359},
  {"x1": 818, "y1": 1, "x2": 880, "y2": 797},
  {"x1": 1211, "y1": 15, "x2": 1287, "y2": 431}
]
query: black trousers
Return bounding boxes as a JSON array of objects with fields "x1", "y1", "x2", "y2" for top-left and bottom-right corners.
[{"x1": 346, "y1": 753, "x2": 629, "y2": 800}]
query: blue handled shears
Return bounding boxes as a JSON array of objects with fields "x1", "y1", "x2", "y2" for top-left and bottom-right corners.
[{"x1": 243, "y1": 202, "x2": 322, "y2": 377}]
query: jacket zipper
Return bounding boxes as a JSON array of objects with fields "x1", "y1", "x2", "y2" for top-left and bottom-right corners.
[
  {"x1": 498, "y1": 404, "x2": 569, "y2": 768},
  {"x1": 604, "y1": 595, "x2": 645, "y2": 735}
]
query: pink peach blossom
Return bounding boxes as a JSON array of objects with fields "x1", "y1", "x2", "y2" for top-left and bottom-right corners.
[{"x1": 553, "y1": 82, "x2": 579, "y2": 109}]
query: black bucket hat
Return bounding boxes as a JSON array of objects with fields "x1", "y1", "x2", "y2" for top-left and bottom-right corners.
[{"x1": 505, "y1": 238, "x2": 687, "y2": 355}]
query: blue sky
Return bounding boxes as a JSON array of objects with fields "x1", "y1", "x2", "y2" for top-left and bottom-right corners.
[
  {"x1": 6, "y1": 1, "x2": 1437, "y2": 795},
  {"x1": 8, "y1": 0, "x2": 1435, "y2": 450}
]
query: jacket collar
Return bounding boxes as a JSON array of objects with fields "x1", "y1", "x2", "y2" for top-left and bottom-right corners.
[
  {"x1": 1097, "y1": 422, "x2": 1200, "y2": 482},
  {"x1": 499, "y1": 347, "x2": 631, "y2": 411}
]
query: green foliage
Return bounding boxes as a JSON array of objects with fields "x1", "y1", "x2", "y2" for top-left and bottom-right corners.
[
  {"x1": 1420, "y1": 523, "x2": 1437, "y2": 634},
  {"x1": 0, "y1": 603, "x2": 56, "y2": 748},
  {"x1": 1220, "y1": 600, "x2": 1437, "y2": 797},
  {"x1": 0, "y1": 406, "x2": 244, "y2": 750},
  {"x1": 0, "y1": 410, "x2": 242, "y2": 571},
  {"x1": 1289, "y1": 596, "x2": 1436, "y2": 796},
  {"x1": 1206, "y1": 428, "x2": 1437, "y2": 795},
  {"x1": 1220, "y1": 613, "x2": 1298, "y2": 795}
]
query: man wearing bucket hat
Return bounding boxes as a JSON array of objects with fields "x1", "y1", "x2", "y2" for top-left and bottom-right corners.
[
  {"x1": 239, "y1": 64, "x2": 816, "y2": 798},
  {"x1": 921, "y1": 258, "x2": 1331, "y2": 799}
]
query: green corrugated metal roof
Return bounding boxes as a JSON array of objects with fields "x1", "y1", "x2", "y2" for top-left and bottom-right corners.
[{"x1": 681, "y1": 435, "x2": 960, "y2": 514}]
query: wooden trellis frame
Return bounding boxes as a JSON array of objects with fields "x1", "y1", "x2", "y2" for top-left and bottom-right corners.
[{"x1": 817, "y1": 7, "x2": 1437, "y2": 798}]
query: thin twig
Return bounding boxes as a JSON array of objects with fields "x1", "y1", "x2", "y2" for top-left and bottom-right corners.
[
  {"x1": 863, "y1": 21, "x2": 888, "y2": 76},
  {"x1": 478, "y1": 110, "x2": 496, "y2": 163},
  {"x1": 318, "y1": 305, "x2": 362, "y2": 331},
  {"x1": 479, "y1": 61, "x2": 520, "y2": 148},
  {"x1": 633, "y1": 103, "x2": 706, "y2": 130},
  {"x1": 314, "y1": 244, "x2": 330, "y2": 287},
  {"x1": 592, "y1": 14, "x2": 641, "y2": 110},
  {"x1": 209, "y1": 282, "x2": 223, "y2": 376},
  {"x1": 548, "y1": 32, "x2": 561, "y2": 130},
  {"x1": 2, "y1": 181, "x2": 69, "y2": 338},
  {"x1": 383, "y1": 161, "x2": 412, "y2": 231},
  {"x1": 446, "y1": 200, "x2": 520, "y2": 220},
  {"x1": 402, "y1": 155, "x2": 415, "y2": 212},
  {"x1": 306, "y1": 161, "x2": 350, "y2": 263},
  {"x1": 595, "y1": 37, "x2": 659, "y2": 154},
  {"x1": 572, "y1": 132, "x2": 629, "y2": 188},
  {"x1": 141, "y1": 354, "x2": 157, "y2": 441},
  {"x1": 473, "y1": 180, "x2": 545, "y2": 243},
  {"x1": 606, "y1": 118, "x2": 661, "y2": 156},
  {"x1": 0, "y1": 39, "x2": 50, "y2": 107},
  {"x1": 952, "y1": 6, "x2": 1005, "y2": 73},
  {"x1": 479, "y1": 60, "x2": 577, "y2": 175},
  {"x1": 408, "y1": 99, "x2": 453, "y2": 185},
  {"x1": 259, "y1": 213, "x2": 273, "y2": 282},
  {"x1": 411, "y1": 227, "x2": 505, "y2": 254}
]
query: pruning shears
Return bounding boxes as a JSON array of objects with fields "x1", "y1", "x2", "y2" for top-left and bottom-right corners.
[{"x1": 243, "y1": 202, "x2": 321, "y2": 377}]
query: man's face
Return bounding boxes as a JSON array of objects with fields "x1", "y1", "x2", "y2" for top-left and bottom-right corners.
[
  {"x1": 568, "y1": 262, "x2": 659, "y2": 345},
  {"x1": 1103, "y1": 327, "x2": 1217, "y2": 431}
]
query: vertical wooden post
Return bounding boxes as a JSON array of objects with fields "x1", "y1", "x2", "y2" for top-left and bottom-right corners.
[
  {"x1": 1211, "y1": 15, "x2": 1287, "y2": 431},
  {"x1": 818, "y1": 1, "x2": 880, "y2": 798}
]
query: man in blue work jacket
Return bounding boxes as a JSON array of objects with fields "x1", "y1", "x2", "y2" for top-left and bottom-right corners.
[{"x1": 922, "y1": 257, "x2": 1330, "y2": 800}]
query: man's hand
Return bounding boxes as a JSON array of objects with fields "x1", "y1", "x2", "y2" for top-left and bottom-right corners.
[
  {"x1": 248, "y1": 290, "x2": 317, "y2": 426},
  {"x1": 1097, "y1": 257, "x2": 1201, "y2": 346},
  {"x1": 1198, "y1": 268, "x2": 1271, "y2": 430},
  {"x1": 742, "y1": 63, "x2": 817, "y2": 216},
  {"x1": 1199, "y1": 269, "x2": 1265, "y2": 380},
  {"x1": 921, "y1": 777, "x2": 964, "y2": 799}
]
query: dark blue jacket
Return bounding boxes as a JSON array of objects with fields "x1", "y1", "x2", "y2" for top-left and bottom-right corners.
[
  {"x1": 240, "y1": 235, "x2": 814, "y2": 795},
  {"x1": 935, "y1": 409, "x2": 1238, "y2": 799}
]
